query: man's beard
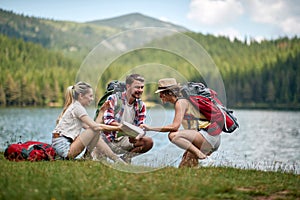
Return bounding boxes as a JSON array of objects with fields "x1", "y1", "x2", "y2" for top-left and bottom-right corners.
[{"x1": 131, "y1": 92, "x2": 142, "y2": 99}]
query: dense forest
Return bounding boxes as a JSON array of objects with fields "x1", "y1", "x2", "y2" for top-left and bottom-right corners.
[
  {"x1": 185, "y1": 33, "x2": 300, "y2": 109},
  {"x1": 0, "y1": 9, "x2": 299, "y2": 109},
  {"x1": 0, "y1": 34, "x2": 78, "y2": 106}
]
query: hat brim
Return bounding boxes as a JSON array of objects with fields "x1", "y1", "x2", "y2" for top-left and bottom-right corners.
[
  {"x1": 154, "y1": 88, "x2": 167, "y2": 93},
  {"x1": 154, "y1": 85, "x2": 179, "y2": 93}
]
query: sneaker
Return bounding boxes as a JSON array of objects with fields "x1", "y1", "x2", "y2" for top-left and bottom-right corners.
[
  {"x1": 82, "y1": 148, "x2": 92, "y2": 160},
  {"x1": 91, "y1": 149, "x2": 106, "y2": 161}
]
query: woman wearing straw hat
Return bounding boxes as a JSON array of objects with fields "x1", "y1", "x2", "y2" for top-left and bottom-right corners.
[{"x1": 141, "y1": 78, "x2": 221, "y2": 168}]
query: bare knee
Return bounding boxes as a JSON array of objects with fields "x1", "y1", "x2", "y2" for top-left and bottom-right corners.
[
  {"x1": 133, "y1": 136, "x2": 153, "y2": 153},
  {"x1": 141, "y1": 137, "x2": 153, "y2": 153},
  {"x1": 168, "y1": 131, "x2": 177, "y2": 142}
]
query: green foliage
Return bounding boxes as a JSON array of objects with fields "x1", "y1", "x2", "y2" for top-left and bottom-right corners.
[
  {"x1": 0, "y1": 34, "x2": 78, "y2": 106},
  {"x1": 0, "y1": 9, "x2": 299, "y2": 109},
  {"x1": 0, "y1": 154, "x2": 299, "y2": 200},
  {"x1": 222, "y1": 42, "x2": 300, "y2": 108}
]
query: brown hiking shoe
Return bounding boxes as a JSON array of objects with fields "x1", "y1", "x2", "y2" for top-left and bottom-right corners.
[
  {"x1": 120, "y1": 153, "x2": 132, "y2": 164},
  {"x1": 178, "y1": 151, "x2": 199, "y2": 168},
  {"x1": 120, "y1": 152, "x2": 140, "y2": 164}
]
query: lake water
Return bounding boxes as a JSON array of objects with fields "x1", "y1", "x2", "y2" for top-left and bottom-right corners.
[{"x1": 0, "y1": 107, "x2": 299, "y2": 174}]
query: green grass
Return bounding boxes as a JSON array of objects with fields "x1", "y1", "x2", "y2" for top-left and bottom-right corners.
[{"x1": 0, "y1": 153, "x2": 299, "y2": 200}]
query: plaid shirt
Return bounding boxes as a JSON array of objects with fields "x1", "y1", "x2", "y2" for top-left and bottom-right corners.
[{"x1": 103, "y1": 92, "x2": 146, "y2": 141}]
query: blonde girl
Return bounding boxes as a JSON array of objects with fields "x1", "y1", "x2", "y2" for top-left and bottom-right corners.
[{"x1": 52, "y1": 81, "x2": 125, "y2": 163}]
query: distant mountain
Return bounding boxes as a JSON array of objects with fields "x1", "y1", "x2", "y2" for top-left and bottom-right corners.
[
  {"x1": 0, "y1": 9, "x2": 188, "y2": 60},
  {"x1": 0, "y1": 9, "x2": 121, "y2": 60},
  {"x1": 86, "y1": 13, "x2": 189, "y2": 32}
]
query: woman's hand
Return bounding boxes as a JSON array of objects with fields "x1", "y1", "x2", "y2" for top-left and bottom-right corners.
[
  {"x1": 117, "y1": 124, "x2": 122, "y2": 131},
  {"x1": 100, "y1": 101, "x2": 110, "y2": 112},
  {"x1": 140, "y1": 124, "x2": 151, "y2": 131}
]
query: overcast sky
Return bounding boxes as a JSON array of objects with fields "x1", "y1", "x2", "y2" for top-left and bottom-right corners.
[{"x1": 1, "y1": 0, "x2": 299, "y2": 41}]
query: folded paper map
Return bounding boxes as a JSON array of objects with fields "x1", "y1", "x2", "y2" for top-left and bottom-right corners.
[{"x1": 120, "y1": 121, "x2": 146, "y2": 139}]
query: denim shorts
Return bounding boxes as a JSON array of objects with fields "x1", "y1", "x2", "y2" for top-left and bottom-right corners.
[{"x1": 52, "y1": 136, "x2": 73, "y2": 159}]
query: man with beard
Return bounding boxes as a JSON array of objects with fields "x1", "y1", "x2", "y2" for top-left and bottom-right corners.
[{"x1": 100, "y1": 74, "x2": 153, "y2": 163}]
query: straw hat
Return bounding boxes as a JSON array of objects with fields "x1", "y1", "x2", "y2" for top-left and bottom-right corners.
[{"x1": 154, "y1": 78, "x2": 179, "y2": 93}]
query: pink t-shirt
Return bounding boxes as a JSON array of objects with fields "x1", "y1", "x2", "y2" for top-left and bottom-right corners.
[{"x1": 53, "y1": 101, "x2": 88, "y2": 140}]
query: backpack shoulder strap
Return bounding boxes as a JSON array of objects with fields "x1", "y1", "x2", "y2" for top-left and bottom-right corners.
[
  {"x1": 94, "y1": 90, "x2": 114, "y2": 120},
  {"x1": 114, "y1": 92, "x2": 123, "y2": 114},
  {"x1": 136, "y1": 99, "x2": 144, "y2": 112}
]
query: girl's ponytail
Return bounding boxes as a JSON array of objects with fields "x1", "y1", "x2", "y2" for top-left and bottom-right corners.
[{"x1": 56, "y1": 85, "x2": 74, "y2": 124}]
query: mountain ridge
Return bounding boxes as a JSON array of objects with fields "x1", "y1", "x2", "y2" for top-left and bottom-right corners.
[
  {"x1": 0, "y1": 9, "x2": 189, "y2": 60},
  {"x1": 86, "y1": 12, "x2": 189, "y2": 32}
]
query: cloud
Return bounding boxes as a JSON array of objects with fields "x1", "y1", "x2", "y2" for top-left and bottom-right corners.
[
  {"x1": 247, "y1": 0, "x2": 300, "y2": 35},
  {"x1": 187, "y1": 0, "x2": 244, "y2": 26},
  {"x1": 216, "y1": 28, "x2": 243, "y2": 41},
  {"x1": 282, "y1": 17, "x2": 300, "y2": 35},
  {"x1": 187, "y1": 0, "x2": 300, "y2": 39}
]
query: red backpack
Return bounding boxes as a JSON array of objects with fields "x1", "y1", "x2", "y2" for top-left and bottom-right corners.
[
  {"x1": 4, "y1": 141, "x2": 56, "y2": 162},
  {"x1": 181, "y1": 82, "x2": 239, "y2": 136}
]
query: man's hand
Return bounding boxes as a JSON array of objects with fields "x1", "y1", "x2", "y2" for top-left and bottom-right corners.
[{"x1": 128, "y1": 137, "x2": 137, "y2": 144}]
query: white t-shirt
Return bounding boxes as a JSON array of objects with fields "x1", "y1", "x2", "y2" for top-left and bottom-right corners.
[
  {"x1": 53, "y1": 101, "x2": 88, "y2": 140},
  {"x1": 120, "y1": 102, "x2": 135, "y2": 124}
]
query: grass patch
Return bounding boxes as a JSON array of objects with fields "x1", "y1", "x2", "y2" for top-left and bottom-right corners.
[{"x1": 0, "y1": 153, "x2": 299, "y2": 200}]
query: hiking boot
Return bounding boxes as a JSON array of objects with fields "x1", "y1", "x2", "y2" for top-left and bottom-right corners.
[
  {"x1": 120, "y1": 152, "x2": 139, "y2": 164},
  {"x1": 120, "y1": 153, "x2": 132, "y2": 164},
  {"x1": 115, "y1": 157, "x2": 128, "y2": 165},
  {"x1": 178, "y1": 151, "x2": 199, "y2": 168}
]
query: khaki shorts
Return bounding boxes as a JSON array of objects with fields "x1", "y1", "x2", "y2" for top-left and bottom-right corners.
[{"x1": 101, "y1": 134, "x2": 134, "y2": 154}]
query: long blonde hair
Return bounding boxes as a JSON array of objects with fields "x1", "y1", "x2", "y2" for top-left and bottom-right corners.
[{"x1": 56, "y1": 81, "x2": 92, "y2": 124}]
